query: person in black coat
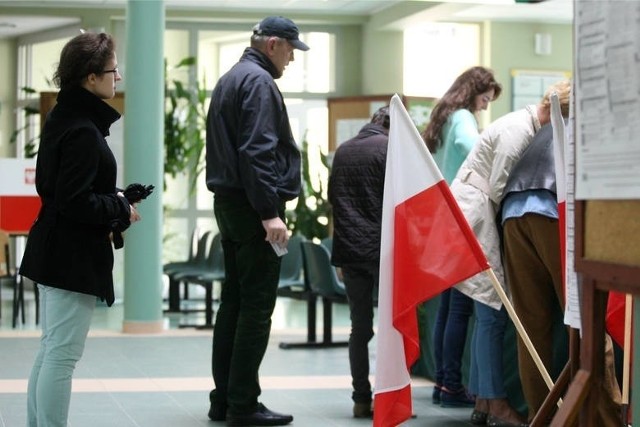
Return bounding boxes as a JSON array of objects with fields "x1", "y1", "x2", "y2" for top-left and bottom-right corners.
[
  {"x1": 204, "y1": 16, "x2": 308, "y2": 427},
  {"x1": 328, "y1": 105, "x2": 389, "y2": 418},
  {"x1": 20, "y1": 32, "x2": 139, "y2": 427}
]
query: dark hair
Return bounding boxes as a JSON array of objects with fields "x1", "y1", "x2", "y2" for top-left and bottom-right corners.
[
  {"x1": 53, "y1": 32, "x2": 116, "y2": 90},
  {"x1": 371, "y1": 105, "x2": 390, "y2": 129},
  {"x1": 421, "y1": 66, "x2": 502, "y2": 153}
]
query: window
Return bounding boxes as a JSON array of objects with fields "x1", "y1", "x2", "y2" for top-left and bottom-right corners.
[
  {"x1": 198, "y1": 30, "x2": 333, "y2": 94},
  {"x1": 403, "y1": 23, "x2": 480, "y2": 98}
]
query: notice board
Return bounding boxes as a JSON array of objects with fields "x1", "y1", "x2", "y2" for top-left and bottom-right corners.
[{"x1": 328, "y1": 94, "x2": 436, "y2": 152}]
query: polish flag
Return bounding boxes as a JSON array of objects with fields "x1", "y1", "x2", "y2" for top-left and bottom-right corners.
[{"x1": 373, "y1": 95, "x2": 490, "y2": 427}]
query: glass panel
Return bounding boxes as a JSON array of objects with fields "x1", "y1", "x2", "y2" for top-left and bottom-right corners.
[
  {"x1": 196, "y1": 142, "x2": 212, "y2": 210},
  {"x1": 165, "y1": 29, "x2": 190, "y2": 86},
  {"x1": 200, "y1": 30, "x2": 332, "y2": 94},
  {"x1": 304, "y1": 32, "x2": 333, "y2": 93},
  {"x1": 31, "y1": 38, "x2": 67, "y2": 91},
  {"x1": 218, "y1": 39, "x2": 247, "y2": 78},
  {"x1": 403, "y1": 23, "x2": 480, "y2": 97},
  {"x1": 197, "y1": 216, "x2": 218, "y2": 236},
  {"x1": 163, "y1": 217, "x2": 189, "y2": 264},
  {"x1": 164, "y1": 173, "x2": 189, "y2": 210},
  {"x1": 198, "y1": 30, "x2": 247, "y2": 89}
]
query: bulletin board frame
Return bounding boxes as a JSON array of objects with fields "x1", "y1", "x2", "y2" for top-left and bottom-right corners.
[
  {"x1": 511, "y1": 69, "x2": 571, "y2": 111},
  {"x1": 328, "y1": 94, "x2": 436, "y2": 152},
  {"x1": 575, "y1": 199, "x2": 640, "y2": 293}
]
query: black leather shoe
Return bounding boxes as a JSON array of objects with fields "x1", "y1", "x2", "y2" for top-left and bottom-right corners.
[
  {"x1": 227, "y1": 403, "x2": 293, "y2": 426},
  {"x1": 208, "y1": 402, "x2": 227, "y2": 421},
  {"x1": 470, "y1": 409, "x2": 488, "y2": 425}
]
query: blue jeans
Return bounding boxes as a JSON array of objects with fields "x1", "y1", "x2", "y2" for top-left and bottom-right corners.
[
  {"x1": 27, "y1": 285, "x2": 96, "y2": 427},
  {"x1": 468, "y1": 301, "x2": 508, "y2": 399},
  {"x1": 432, "y1": 288, "x2": 473, "y2": 391}
]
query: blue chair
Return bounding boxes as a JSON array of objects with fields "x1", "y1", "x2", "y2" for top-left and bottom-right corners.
[
  {"x1": 295, "y1": 241, "x2": 348, "y2": 348},
  {"x1": 278, "y1": 234, "x2": 306, "y2": 291},
  {"x1": 163, "y1": 228, "x2": 208, "y2": 312},
  {"x1": 173, "y1": 232, "x2": 225, "y2": 329}
]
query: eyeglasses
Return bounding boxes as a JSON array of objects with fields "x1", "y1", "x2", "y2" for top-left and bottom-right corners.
[{"x1": 101, "y1": 67, "x2": 119, "y2": 75}]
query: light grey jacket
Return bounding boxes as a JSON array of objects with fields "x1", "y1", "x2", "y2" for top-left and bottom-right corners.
[{"x1": 450, "y1": 105, "x2": 541, "y2": 309}]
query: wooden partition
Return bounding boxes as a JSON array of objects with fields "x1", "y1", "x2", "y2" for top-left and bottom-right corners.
[{"x1": 550, "y1": 2, "x2": 640, "y2": 425}]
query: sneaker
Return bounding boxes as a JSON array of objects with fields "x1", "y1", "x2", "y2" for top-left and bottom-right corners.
[
  {"x1": 432, "y1": 384, "x2": 442, "y2": 404},
  {"x1": 440, "y1": 387, "x2": 475, "y2": 408},
  {"x1": 353, "y1": 402, "x2": 373, "y2": 418}
]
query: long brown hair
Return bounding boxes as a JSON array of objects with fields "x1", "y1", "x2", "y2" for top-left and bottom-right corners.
[{"x1": 422, "y1": 66, "x2": 502, "y2": 153}]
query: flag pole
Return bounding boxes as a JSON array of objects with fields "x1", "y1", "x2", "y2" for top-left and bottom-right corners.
[
  {"x1": 621, "y1": 293, "x2": 633, "y2": 423},
  {"x1": 485, "y1": 268, "x2": 559, "y2": 405}
]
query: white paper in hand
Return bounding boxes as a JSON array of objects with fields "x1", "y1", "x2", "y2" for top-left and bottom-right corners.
[{"x1": 270, "y1": 241, "x2": 288, "y2": 257}]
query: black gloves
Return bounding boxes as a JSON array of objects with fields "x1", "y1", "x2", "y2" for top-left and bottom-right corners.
[
  {"x1": 112, "y1": 183, "x2": 154, "y2": 249},
  {"x1": 123, "y1": 183, "x2": 155, "y2": 204}
]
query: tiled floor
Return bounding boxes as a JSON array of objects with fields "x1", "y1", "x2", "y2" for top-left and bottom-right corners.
[{"x1": 0, "y1": 286, "x2": 473, "y2": 426}]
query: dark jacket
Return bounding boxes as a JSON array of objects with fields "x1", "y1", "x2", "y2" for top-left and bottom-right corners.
[
  {"x1": 501, "y1": 123, "x2": 556, "y2": 198},
  {"x1": 20, "y1": 86, "x2": 131, "y2": 306},
  {"x1": 205, "y1": 47, "x2": 301, "y2": 220},
  {"x1": 328, "y1": 123, "x2": 388, "y2": 267},
  {"x1": 497, "y1": 123, "x2": 556, "y2": 227}
]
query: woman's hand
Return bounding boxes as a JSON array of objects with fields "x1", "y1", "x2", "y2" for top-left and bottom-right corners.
[{"x1": 130, "y1": 204, "x2": 141, "y2": 223}]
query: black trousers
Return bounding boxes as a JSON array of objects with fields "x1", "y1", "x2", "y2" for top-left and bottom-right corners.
[
  {"x1": 342, "y1": 263, "x2": 377, "y2": 404},
  {"x1": 210, "y1": 194, "x2": 282, "y2": 415}
]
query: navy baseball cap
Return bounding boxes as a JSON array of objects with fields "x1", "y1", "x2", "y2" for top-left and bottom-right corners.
[{"x1": 253, "y1": 16, "x2": 310, "y2": 51}]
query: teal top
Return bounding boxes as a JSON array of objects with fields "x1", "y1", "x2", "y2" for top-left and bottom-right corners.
[{"x1": 432, "y1": 109, "x2": 479, "y2": 184}]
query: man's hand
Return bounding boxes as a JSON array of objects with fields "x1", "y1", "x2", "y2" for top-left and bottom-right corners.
[{"x1": 262, "y1": 217, "x2": 289, "y2": 246}]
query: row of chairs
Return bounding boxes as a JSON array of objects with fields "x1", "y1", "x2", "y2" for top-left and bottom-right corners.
[
  {"x1": 163, "y1": 230, "x2": 351, "y2": 343},
  {"x1": 163, "y1": 229, "x2": 224, "y2": 329},
  {"x1": 277, "y1": 235, "x2": 350, "y2": 349}
]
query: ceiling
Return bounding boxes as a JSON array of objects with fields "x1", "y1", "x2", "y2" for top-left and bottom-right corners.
[{"x1": 0, "y1": 0, "x2": 573, "y2": 39}]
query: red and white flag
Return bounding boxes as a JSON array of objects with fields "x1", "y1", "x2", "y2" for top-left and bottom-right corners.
[{"x1": 373, "y1": 95, "x2": 490, "y2": 427}]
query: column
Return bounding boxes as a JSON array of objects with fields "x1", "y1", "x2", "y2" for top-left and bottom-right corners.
[{"x1": 122, "y1": 0, "x2": 164, "y2": 333}]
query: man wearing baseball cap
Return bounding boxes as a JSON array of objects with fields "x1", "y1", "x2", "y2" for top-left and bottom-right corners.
[
  {"x1": 205, "y1": 16, "x2": 309, "y2": 427},
  {"x1": 253, "y1": 16, "x2": 310, "y2": 52}
]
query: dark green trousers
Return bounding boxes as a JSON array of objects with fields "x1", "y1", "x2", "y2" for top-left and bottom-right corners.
[{"x1": 210, "y1": 193, "x2": 282, "y2": 415}]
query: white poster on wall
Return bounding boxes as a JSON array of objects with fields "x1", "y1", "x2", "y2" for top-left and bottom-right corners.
[{"x1": 574, "y1": 0, "x2": 640, "y2": 200}]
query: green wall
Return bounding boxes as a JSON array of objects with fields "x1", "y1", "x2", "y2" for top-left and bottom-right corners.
[
  {"x1": 0, "y1": 38, "x2": 16, "y2": 157},
  {"x1": 488, "y1": 21, "x2": 573, "y2": 119},
  {"x1": 361, "y1": 24, "x2": 404, "y2": 96}
]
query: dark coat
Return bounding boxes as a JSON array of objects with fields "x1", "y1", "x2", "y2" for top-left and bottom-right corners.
[
  {"x1": 501, "y1": 123, "x2": 556, "y2": 198},
  {"x1": 497, "y1": 123, "x2": 555, "y2": 227},
  {"x1": 205, "y1": 47, "x2": 301, "y2": 220},
  {"x1": 328, "y1": 123, "x2": 388, "y2": 267},
  {"x1": 19, "y1": 86, "x2": 131, "y2": 306}
]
